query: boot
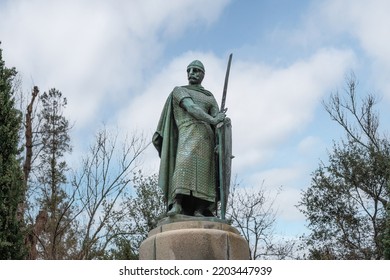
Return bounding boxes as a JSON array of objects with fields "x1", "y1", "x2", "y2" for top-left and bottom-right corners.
[
  {"x1": 194, "y1": 202, "x2": 214, "y2": 217},
  {"x1": 193, "y1": 209, "x2": 205, "y2": 217},
  {"x1": 167, "y1": 200, "x2": 182, "y2": 216}
]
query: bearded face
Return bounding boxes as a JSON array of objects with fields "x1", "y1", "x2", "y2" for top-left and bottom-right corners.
[{"x1": 187, "y1": 67, "x2": 204, "y2": 85}]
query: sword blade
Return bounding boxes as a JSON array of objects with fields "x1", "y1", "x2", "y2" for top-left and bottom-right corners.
[{"x1": 220, "y1": 53, "x2": 233, "y2": 113}]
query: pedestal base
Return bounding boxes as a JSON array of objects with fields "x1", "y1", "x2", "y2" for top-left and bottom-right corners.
[{"x1": 139, "y1": 220, "x2": 250, "y2": 260}]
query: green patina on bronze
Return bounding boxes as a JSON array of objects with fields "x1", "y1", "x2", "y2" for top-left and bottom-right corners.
[{"x1": 153, "y1": 58, "x2": 232, "y2": 219}]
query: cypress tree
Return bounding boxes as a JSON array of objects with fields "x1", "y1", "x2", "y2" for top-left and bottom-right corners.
[{"x1": 0, "y1": 44, "x2": 26, "y2": 259}]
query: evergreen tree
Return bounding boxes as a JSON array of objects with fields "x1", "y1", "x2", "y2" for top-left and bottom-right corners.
[
  {"x1": 384, "y1": 200, "x2": 390, "y2": 259},
  {"x1": 34, "y1": 88, "x2": 76, "y2": 259},
  {"x1": 0, "y1": 45, "x2": 26, "y2": 259}
]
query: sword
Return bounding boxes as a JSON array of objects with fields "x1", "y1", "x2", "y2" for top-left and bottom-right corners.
[
  {"x1": 217, "y1": 53, "x2": 233, "y2": 219},
  {"x1": 220, "y1": 53, "x2": 233, "y2": 113}
]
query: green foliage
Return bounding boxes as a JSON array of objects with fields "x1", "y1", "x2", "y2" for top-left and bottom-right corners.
[
  {"x1": 128, "y1": 172, "x2": 165, "y2": 252},
  {"x1": 109, "y1": 171, "x2": 165, "y2": 259},
  {"x1": 33, "y1": 88, "x2": 77, "y2": 259},
  {"x1": 299, "y1": 75, "x2": 389, "y2": 259},
  {"x1": 384, "y1": 201, "x2": 390, "y2": 259},
  {"x1": 301, "y1": 141, "x2": 389, "y2": 259},
  {"x1": 0, "y1": 45, "x2": 26, "y2": 259},
  {"x1": 103, "y1": 237, "x2": 138, "y2": 260},
  {"x1": 37, "y1": 89, "x2": 71, "y2": 192},
  {"x1": 129, "y1": 171, "x2": 165, "y2": 236}
]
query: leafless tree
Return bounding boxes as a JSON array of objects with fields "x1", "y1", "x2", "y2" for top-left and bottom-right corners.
[
  {"x1": 226, "y1": 181, "x2": 297, "y2": 259},
  {"x1": 71, "y1": 127, "x2": 149, "y2": 259}
]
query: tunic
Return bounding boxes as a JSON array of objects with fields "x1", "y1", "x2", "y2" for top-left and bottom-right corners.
[
  {"x1": 171, "y1": 86, "x2": 219, "y2": 203},
  {"x1": 153, "y1": 85, "x2": 219, "y2": 209}
]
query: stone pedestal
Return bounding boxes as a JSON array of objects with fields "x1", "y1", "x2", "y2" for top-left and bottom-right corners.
[{"x1": 139, "y1": 218, "x2": 250, "y2": 260}]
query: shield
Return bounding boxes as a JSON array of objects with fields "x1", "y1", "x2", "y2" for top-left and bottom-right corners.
[{"x1": 216, "y1": 117, "x2": 233, "y2": 220}]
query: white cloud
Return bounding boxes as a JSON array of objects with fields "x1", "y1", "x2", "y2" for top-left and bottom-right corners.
[
  {"x1": 296, "y1": 0, "x2": 390, "y2": 96},
  {"x1": 297, "y1": 135, "x2": 324, "y2": 156},
  {"x1": 245, "y1": 165, "x2": 308, "y2": 222},
  {"x1": 0, "y1": 0, "x2": 229, "y2": 128},
  {"x1": 250, "y1": 165, "x2": 305, "y2": 189},
  {"x1": 228, "y1": 48, "x2": 356, "y2": 172},
  {"x1": 231, "y1": 174, "x2": 305, "y2": 223},
  {"x1": 317, "y1": 0, "x2": 390, "y2": 58},
  {"x1": 276, "y1": 187, "x2": 304, "y2": 221}
]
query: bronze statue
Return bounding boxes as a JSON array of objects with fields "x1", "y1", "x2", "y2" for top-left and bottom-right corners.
[{"x1": 153, "y1": 59, "x2": 231, "y2": 218}]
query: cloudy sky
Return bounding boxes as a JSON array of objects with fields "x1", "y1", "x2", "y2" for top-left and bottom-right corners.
[{"x1": 2, "y1": 0, "x2": 390, "y2": 238}]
